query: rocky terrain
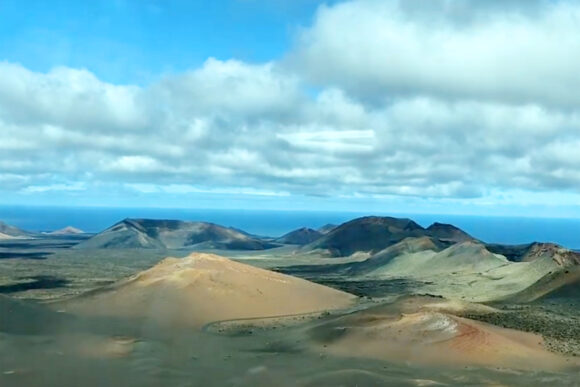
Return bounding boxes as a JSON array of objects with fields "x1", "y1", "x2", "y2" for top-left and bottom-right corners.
[{"x1": 1, "y1": 215, "x2": 580, "y2": 386}]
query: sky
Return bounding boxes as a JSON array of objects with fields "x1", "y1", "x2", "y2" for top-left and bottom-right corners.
[{"x1": 1, "y1": 0, "x2": 580, "y2": 217}]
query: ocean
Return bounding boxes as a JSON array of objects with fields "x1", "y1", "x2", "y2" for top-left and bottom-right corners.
[{"x1": 1, "y1": 205, "x2": 579, "y2": 249}]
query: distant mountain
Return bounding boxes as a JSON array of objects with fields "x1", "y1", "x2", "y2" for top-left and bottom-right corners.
[
  {"x1": 521, "y1": 242, "x2": 580, "y2": 266},
  {"x1": 48, "y1": 226, "x2": 85, "y2": 235},
  {"x1": 0, "y1": 221, "x2": 34, "y2": 239},
  {"x1": 487, "y1": 242, "x2": 580, "y2": 264},
  {"x1": 485, "y1": 243, "x2": 532, "y2": 262},
  {"x1": 302, "y1": 216, "x2": 428, "y2": 257},
  {"x1": 275, "y1": 227, "x2": 323, "y2": 245},
  {"x1": 497, "y1": 243, "x2": 580, "y2": 302},
  {"x1": 426, "y1": 222, "x2": 475, "y2": 243},
  {"x1": 318, "y1": 224, "x2": 337, "y2": 234},
  {"x1": 74, "y1": 218, "x2": 276, "y2": 250},
  {"x1": 74, "y1": 219, "x2": 163, "y2": 249}
]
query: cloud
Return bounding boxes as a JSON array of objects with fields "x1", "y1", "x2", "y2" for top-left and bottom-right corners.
[
  {"x1": 1, "y1": 0, "x2": 580, "y2": 210},
  {"x1": 151, "y1": 58, "x2": 303, "y2": 118},
  {"x1": 0, "y1": 62, "x2": 145, "y2": 131},
  {"x1": 278, "y1": 129, "x2": 375, "y2": 153},
  {"x1": 22, "y1": 182, "x2": 86, "y2": 194},
  {"x1": 291, "y1": 0, "x2": 580, "y2": 107},
  {"x1": 126, "y1": 183, "x2": 290, "y2": 197}
]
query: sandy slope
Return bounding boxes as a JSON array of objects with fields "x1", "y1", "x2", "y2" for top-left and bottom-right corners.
[
  {"x1": 349, "y1": 240, "x2": 508, "y2": 278},
  {"x1": 371, "y1": 241, "x2": 508, "y2": 277},
  {"x1": 344, "y1": 240, "x2": 568, "y2": 302},
  {"x1": 308, "y1": 297, "x2": 574, "y2": 371},
  {"x1": 62, "y1": 253, "x2": 357, "y2": 328},
  {"x1": 347, "y1": 237, "x2": 442, "y2": 276},
  {"x1": 503, "y1": 266, "x2": 580, "y2": 303}
]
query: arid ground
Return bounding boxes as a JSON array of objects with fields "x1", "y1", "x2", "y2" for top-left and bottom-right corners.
[{"x1": 1, "y1": 223, "x2": 580, "y2": 386}]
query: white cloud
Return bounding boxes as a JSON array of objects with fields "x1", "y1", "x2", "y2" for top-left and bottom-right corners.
[
  {"x1": 150, "y1": 58, "x2": 303, "y2": 119},
  {"x1": 0, "y1": 62, "x2": 146, "y2": 131},
  {"x1": 1, "y1": 0, "x2": 580, "y2": 209},
  {"x1": 126, "y1": 183, "x2": 290, "y2": 197},
  {"x1": 292, "y1": 0, "x2": 580, "y2": 107},
  {"x1": 22, "y1": 182, "x2": 86, "y2": 193},
  {"x1": 278, "y1": 129, "x2": 375, "y2": 153}
]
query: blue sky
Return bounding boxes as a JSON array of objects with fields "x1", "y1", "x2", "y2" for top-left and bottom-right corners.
[
  {"x1": 1, "y1": 0, "x2": 580, "y2": 217},
  {"x1": 0, "y1": 0, "x2": 329, "y2": 83}
]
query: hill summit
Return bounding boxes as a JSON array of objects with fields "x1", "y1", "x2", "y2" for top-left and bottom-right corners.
[
  {"x1": 426, "y1": 222, "x2": 475, "y2": 243},
  {"x1": 62, "y1": 253, "x2": 356, "y2": 328},
  {"x1": 74, "y1": 218, "x2": 275, "y2": 250},
  {"x1": 0, "y1": 221, "x2": 34, "y2": 239},
  {"x1": 276, "y1": 227, "x2": 322, "y2": 245},
  {"x1": 303, "y1": 216, "x2": 428, "y2": 256}
]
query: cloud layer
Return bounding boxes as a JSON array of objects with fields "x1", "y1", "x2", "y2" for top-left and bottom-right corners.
[
  {"x1": 2, "y1": 0, "x2": 580, "y2": 209},
  {"x1": 294, "y1": 0, "x2": 580, "y2": 107}
]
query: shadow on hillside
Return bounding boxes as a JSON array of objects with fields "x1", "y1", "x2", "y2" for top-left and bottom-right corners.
[
  {"x1": 312, "y1": 278, "x2": 425, "y2": 298},
  {"x1": 0, "y1": 252, "x2": 53, "y2": 260},
  {"x1": 275, "y1": 264, "x2": 425, "y2": 298},
  {"x1": 0, "y1": 241, "x2": 81, "y2": 249},
  {"x1": 0, "y1": 275, "x2": 69, "y2": 294}
]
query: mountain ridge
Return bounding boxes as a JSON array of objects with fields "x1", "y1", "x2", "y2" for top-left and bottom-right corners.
[
  {"x1": 0, "y1": 221, "x2": 35, "y2": 239},
  {"x1": 303, "y1": 216, "x2": 459, "y2": 257},
  {"x1": 275, "y1": 227, "x2": 323, "y2": 245},
  {"x1": 74, "y1": 218, "x2": 276, "y2": 250}
]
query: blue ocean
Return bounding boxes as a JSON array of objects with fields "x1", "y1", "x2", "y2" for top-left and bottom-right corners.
[{"x1": 1, "y1": 205, "x2": 579, "y2": 249}]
